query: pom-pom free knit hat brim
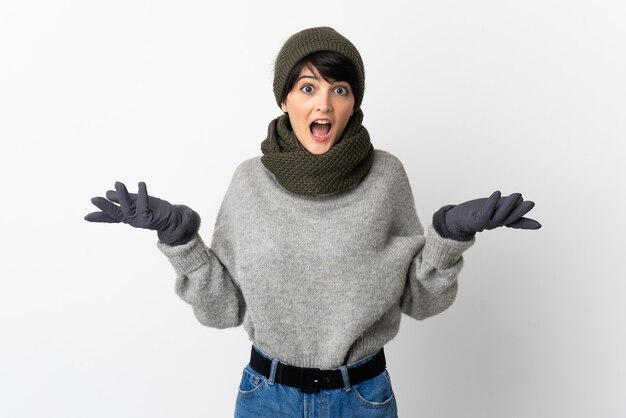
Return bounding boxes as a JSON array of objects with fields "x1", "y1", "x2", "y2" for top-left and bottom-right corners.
[{"x1": 273, "y1": 27, "x2": 365, "y2": 111}]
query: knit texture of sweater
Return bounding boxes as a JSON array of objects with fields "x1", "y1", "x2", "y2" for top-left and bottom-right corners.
[{"x1": 157, "y1": 150, "x2": 475, "y2": 369}]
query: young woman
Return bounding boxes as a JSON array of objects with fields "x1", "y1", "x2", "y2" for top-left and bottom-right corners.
[{"x1": 85, "y1": 27, "x2": 541, "y2": 418}]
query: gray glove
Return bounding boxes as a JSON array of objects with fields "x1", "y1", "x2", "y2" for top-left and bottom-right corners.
[
  {"x1": 433, "y1": 190, "x2": 541, "y2": 241},
  {"x1": 84, "y1": 181, "x2": 200, "y2": 246}
]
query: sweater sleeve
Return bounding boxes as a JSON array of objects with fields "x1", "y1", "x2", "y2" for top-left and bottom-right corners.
[
  {"x1": 389, "y1": 158, "x2": 475, "y2": 320},
  {"x1": 156, "y1": 168, "x2": 246, "y2": 329},
  {"x1": 157, "y1": 234, "x2": 245, "y2": 329},
  {"x1": 400, "y1": 224, "x2": 474, "y2": 320}
]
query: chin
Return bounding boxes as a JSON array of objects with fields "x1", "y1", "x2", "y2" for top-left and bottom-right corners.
[{"x1": 307, "y1": 142, "x2": 333, "y2": 155}]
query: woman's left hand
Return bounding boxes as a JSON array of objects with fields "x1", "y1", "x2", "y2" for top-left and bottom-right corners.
[{"x1": 440, "y1": 190, "x2": 541, "y2": 241}]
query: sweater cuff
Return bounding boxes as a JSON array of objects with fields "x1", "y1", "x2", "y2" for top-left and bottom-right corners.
[
  {"x1": 423, "y1": 224, "x2": 475, "y2": 269},
  {"x1": 157, "y1": 233, "x2": 210, "y2": 276}
]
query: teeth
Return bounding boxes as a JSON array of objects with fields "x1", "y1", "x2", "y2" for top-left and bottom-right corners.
[{"x1": 313, "y1": 120, "x2": 330, "y2": 124}]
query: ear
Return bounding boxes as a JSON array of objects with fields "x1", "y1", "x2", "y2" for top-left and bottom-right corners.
[{"x1": 280, "y1": 103, "x2": 287, "y2": 113}]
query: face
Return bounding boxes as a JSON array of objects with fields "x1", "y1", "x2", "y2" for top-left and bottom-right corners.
[{"x1": 281, "y1": 66, "x2": 355, "y2": 155}]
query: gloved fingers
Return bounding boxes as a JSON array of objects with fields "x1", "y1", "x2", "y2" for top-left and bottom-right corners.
[
  {"x1": 114, "y1": 181, "x2": 135, "y2": 218},
  {"x1": 136, "y1": 182, "x2": 150, "y2": 216},
  {"x1": 84, "y1": 211, "x2": 120, "y2": 223},
  {"x1": 89, "y1": 196, "x2": 124, "y2": 221},
  {"x1": 105, "y1": 189, "x2": 119, "y2": 203},
  {"x1": 476, "y1": 190, "x2": 501, "y2": 221},
  {"x1": 491, "y1": 193, "x2": 523, "y2": 224},
  {"x1": 501, "y1": 200, "x2": 535, "y2": 225},
  {"x1": 505, "y1": 216, "x2": 542, "y2": 230},
  {"x1": 105, "y1": 189, "x2": 138, "y2": 204}
]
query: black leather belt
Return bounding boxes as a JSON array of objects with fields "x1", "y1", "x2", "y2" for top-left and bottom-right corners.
[{"x1": 248, "y1": 345, "x2": 386, "y2": 394}]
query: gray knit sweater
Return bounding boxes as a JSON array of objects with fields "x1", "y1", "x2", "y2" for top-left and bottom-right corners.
[{"x1": 157, "y1": 150, "x2": 475, "y2": 369}]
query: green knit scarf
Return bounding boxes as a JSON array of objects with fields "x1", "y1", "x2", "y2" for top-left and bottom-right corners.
[{"x1": 260, "y1": 109, "x2": 374, "y2": 196}]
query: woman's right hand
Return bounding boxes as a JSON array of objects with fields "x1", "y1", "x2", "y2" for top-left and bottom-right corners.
[{"x1": 85, "y1": 181, "x2": 201, "y2": 245}]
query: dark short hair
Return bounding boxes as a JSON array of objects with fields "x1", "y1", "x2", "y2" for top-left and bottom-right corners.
[{"x1": 278, "y1": 51, "x2": 360, "y2": 108}]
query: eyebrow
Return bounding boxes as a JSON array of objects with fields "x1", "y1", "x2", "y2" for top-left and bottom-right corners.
[
  {"x1": 296, "y1": 75, "x2": 347, "y2": 85},
  {"x1": 296, "y1": 75, "x2": 318, "y2": 82}
]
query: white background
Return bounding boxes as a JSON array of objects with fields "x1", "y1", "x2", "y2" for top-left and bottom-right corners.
[{"x1": 1, "y1": 1, "x2": 625, "y2": 417}]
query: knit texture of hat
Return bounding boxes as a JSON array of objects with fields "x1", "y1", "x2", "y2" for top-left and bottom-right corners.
[{"x1": 273, "y1": 27, "x2": 365, "y2": 111}]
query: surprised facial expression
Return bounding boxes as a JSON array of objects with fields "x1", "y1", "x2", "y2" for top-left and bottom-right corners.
[{"x1": 281, "y1": 66, "x2": 355, "y2": 155}]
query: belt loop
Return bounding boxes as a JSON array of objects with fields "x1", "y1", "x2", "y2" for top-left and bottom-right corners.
[
  {"x1": 339, "y1": 366, "x2": 351, "y2": 392},
  {"x1": 268, "y1": 359, "x2": 279, "y2": 385}
]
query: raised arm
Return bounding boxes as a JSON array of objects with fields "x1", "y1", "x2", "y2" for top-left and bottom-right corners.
[
  {"x1": 399, "y1": 180, "x2": 540, "y2": 320},
  {"x1": 85, "y1": 180, "x2": 245, "y2": 329}
]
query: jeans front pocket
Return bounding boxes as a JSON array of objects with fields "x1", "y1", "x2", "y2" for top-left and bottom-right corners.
[
  {"x1": 352, "y1": 369, "x2": 397, "y2": 410},
  {"x1": 237, "y1": 364, "x2": 268, "y2": 398}
]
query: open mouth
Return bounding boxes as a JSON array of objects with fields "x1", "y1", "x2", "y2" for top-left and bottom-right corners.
[{"x1": 310, "y1": 120, "x2": 332, "y2": 141}]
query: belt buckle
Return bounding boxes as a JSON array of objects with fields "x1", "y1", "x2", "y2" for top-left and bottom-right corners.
[{"x1": 301, "y1": 368, "x2": 321, "y2": 393}]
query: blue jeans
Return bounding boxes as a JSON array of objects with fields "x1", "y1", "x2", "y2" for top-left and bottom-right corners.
[{"x1": 234, "y1": 345, "x2": 398, "y2": 418}]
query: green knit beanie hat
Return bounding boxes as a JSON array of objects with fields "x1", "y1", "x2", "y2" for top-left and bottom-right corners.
[{"x1": 273, "y1": 27, "x2": 365, "y2": 111}]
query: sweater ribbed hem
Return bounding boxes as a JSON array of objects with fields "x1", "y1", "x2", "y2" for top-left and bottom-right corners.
[
  {"x1": 423, "y1": 224, "x2": 475, "y2": 269},
  {"x1": 258, "y1": 337, "x2": 389, "y2": 369},
  {"x1": 156, "y1": 234, "x2": 209, "y2": 276},
  {"x1": 345, "y1": 337, "x2": 388, "y2": 366}
]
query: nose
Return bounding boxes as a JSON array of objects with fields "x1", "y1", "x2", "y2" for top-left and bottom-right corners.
[{"x1": 316, "y1": 93, "x2": 332, "y2": 112}]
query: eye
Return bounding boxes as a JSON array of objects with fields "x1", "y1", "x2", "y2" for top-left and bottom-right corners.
[
  {"x1": 300, "y1": 84, "x2": 314, "y2": 94},
  {"x1": 334, "y1": 86, "x2": 349, "y2": 96}
]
